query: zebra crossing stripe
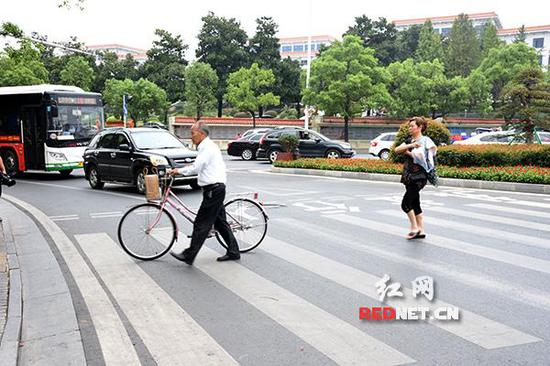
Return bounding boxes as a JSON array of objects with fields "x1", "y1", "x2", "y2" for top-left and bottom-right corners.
[
  {"x1": 4, "y1": 195, "x2": 140, "y2": 365},
  {"x1": 467, "y1": 203, "x2": 550, "y2": 220},
  {"x1": 259, "y1": 235, "x2": 541, "y2": 349},
  {"x1": 194, "y1": 246, "x2": 415, "y2": 366},
  {"x1": 429, "y1": 206, "x2": 550, "y2": 233},
  {"x1": 76, "y1": 233, "x2": 238, "y2": 366},
  {"x1": 328, "y1": 214, "x2": 550, "y2": 276},
  {"x1": 378, "y1": 210, "x2": 550, "y2": 250}
]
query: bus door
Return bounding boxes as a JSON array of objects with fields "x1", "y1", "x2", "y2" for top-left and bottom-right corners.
[{"x1": 21, "y1": 106, "x2": 45, "y2": 170}]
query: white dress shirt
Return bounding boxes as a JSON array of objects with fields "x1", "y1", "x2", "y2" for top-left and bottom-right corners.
[{"x1": 176, "y1": 137, "x2": 227, "y2": 186}]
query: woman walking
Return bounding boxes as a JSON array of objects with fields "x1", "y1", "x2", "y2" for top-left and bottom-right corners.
[{"x1": 394, "y1": 117, "x2": 437, "y2": 240}]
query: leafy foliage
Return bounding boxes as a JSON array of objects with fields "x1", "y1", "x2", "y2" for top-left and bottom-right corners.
[{"x1": 184, "y1": 62, "x2": 218, "y2": 120}]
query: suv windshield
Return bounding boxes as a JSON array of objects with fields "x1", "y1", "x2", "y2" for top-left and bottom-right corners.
[{"x1": 131, "y1": 131, "x2": 186, "y2": 149}]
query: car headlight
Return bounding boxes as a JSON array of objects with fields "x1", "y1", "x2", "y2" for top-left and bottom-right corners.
[
  {"x1": 149, "y1": 155, "x2": 169, "y2": 166},
  {"x1": 49, "y1": 152, "x2": 67, "y2": 161}
]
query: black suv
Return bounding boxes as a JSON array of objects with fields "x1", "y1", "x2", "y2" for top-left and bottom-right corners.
[
  {"x1": 83, "y1": 128, "x2": 198, "y2": 193},
  {"x1": 257, "y1": 128, "x2": 355, "y2": 163}
]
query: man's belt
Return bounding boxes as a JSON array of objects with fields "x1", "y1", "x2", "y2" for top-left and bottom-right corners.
[{"x1": 202, "y1": 183, "x2": 224, "y2": 191}]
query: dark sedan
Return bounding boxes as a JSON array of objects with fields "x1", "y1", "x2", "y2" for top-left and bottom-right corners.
[{"x1": 227, "y1": 133, "x2": 264, "y2": 160}]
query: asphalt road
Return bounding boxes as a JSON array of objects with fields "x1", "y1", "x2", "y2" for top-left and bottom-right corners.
[{"x1": 5, "y1": 154, "x2": 550, "y2": 365}]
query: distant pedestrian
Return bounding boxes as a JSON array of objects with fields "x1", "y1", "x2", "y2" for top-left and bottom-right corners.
[{"x1": 394, "y1": 117, "x2": 437, "y2": 240}]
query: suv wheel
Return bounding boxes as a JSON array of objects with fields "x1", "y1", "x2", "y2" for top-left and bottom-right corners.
[
  {"x1": 88, "y1": 166, "x2": 104, "y2": 189},
  {"x1": 2, "y1": 150, "x2": 18, "y2": 176},
  {"x1": 268, "y1": 149, "x2": 280, "y2": 163},
  {"x1": 325, "y1": 149, "x2": 341, "y2": 159},
  {"x1": 136, "y1": 169, "x2": 147, "y2": 194},
  {"x1": 379, "y1": 149, "x2": 390, "y2": 161},
  {"x1": 241, "y1": 148, "x2": 254, "y2": 161}
]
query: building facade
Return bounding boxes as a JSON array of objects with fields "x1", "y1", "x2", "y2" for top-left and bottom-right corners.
[
  {"x1": 392, "y1": 12, "x2": 502, "y2": 36},
  {"x1": 86, "y1": 44, "x2": 147, "y2": 64},
  {"x1": 498, "y1": 25, "x2": 550, "y2": 68},
  {"x1": 392, "y1": 12, "x2": 549, "y2": 68},
  {"x1": 279, "y1": 35, "x2": 336, "y2": 66}
]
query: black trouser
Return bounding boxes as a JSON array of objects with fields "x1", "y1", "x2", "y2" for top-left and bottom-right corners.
[
  {"x1": 183, "y1": 183, "x2": 240, "y2": 261},
  {"x1": 401, "y1": 183, "x2": 422, "y2": 215}
]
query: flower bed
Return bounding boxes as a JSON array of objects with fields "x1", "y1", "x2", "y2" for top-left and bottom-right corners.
[{"x1": 274, "y1": 158, "x2": 550, "y2": 185}]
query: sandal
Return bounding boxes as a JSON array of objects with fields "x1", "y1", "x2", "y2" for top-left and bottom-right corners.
[
  {"x1": 406, "y1": 231, "x2": 420, "y2": 240},
  {"x1": 415, "y1": 233, "x2": 426, "y2": 239}
]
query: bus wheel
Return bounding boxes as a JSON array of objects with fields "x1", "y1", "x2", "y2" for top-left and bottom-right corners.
[
  {"x1": 59, "y1": 170, "x2": 73, "y2": 177},
  {"x1": 2, "y1": 150, "x2": 19, "y2": 176}
]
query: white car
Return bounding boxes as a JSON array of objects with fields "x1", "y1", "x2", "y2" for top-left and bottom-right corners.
[
  {"x1": 454, "y1": 131, "x2": 550, "y2": 145},
  {"x1": 369, "y1": 132, "x2": 397, "y2": 160}
]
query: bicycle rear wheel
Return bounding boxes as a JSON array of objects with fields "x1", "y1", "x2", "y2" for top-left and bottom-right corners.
[
  {"x1": 118, "y1": 203, "x2": 177, "y2": 260},
  {"x1": 216, "y1": 198, "x2": 268, "y2": 253}
]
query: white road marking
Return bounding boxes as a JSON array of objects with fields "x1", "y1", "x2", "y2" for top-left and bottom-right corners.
[
  {"x1": 328, "y1": 214, "x2": 550, "y2": 275},
  {"x1": 259, "y1": 235, "x2": 541, "y2": 349},
  {"x1": 4, "y1": 195, "x2": 140, "y2": 365},
  {"x1": 467, "y1": 203, "x2": 550, "y2": 219},
  {"x1": 378, "y1": 210, "x2": 550, "y2": 250},
  {"x1": 77, "y1": 233, "x2": 238, "y2": 366}
]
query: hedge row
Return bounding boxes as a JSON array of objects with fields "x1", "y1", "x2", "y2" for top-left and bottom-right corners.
[
  {"x1": 274, "y1": 158, "x2": 550, "y2": 185},
  {"x1": 436, "y1": 145, "x2": 550, "y2": 168}
]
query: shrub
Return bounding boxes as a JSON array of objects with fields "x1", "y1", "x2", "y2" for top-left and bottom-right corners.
[
  {"x1": 437, "y1": 144, "x2": 550, "y2": 167},
  {"x1": 106, "y1": 115, "x2": 118, "y2": 122},
  {"x1": 278, "y1": 134, "x2": 299, "y2": 153},
  {"x1": 262, "y1": 109, "x2": 278, "y2": 118},
  {"x1": 277, "y1": 106, "x2": 298, "y2": 119},
  {"x1": 390, "y1": 118, "x2": 451, "y2": 162},
  {"x1": 234, "y1": 111, "x2": 252, "y2": 118}
]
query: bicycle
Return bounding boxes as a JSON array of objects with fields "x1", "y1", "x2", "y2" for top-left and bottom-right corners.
[{"x1": 117, "y1": 173, "x2": 268, "y2": 261}]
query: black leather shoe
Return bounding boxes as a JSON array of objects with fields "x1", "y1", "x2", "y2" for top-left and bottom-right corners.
[
  {"x1": 170, "y1": 251, "x2": 194, "y2": 265},
  {"x1": 216, "y1": 254, "x2": 240, "y2": 262}
]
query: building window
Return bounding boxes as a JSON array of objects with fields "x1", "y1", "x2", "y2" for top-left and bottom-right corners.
[
  {"x1": 293, "y1": 44, "x2": 304, "y2": 52},
  {"x1": 281, "y1": 45, "x2": 292, "y2": 52},
  {"x1": 533, "y1": 38, "x2": 544, "y2": 48}
]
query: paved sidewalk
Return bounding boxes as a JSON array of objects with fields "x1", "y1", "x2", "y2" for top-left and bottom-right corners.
[{"x1": 0, "y1": 200, "x2": 86, "y2": 366}]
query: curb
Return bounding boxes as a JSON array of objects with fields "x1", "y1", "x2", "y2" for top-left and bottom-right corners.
[
  {"x1": 0, "y1": 219, "x2": 22, "y2": 366},
  {"x1": 270, "y1": 167, "x2": 550, "y2": 194}
]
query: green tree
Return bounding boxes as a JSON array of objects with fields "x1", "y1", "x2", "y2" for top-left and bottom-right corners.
[
  {"x1": 60, "y1": 56, "x2": 94, "y2": 90},
  {"x1": 196, "y1": 12, "x2": 249, "y2": 117},
  {"x1": 93, "y1": 52, "x2": 139, "y2": 92},
  {"x1": 386, "y1": 59, "x2": 467, "y2": 118},
  {"x1": 475, "y1": 42, "x2": 540, "y2": 108},
  {"x1": 464, "y1": 69, "x2": 493, "y2": 114},
  {"x1": 275, "y1": 57, "x2": 302, "y2": 112},
  {"x1": 0, "y1": 39, "x2": 49, "y2": 86},
  {"x1": 249, "y1": 17, "x2": 280, "y2": 70},
  {"x1": 225, "y1": 63, "x2": 280, "y2": 128},
  {"x1": 514, "y1": 25, "x2": 527, "y2": 43},
  {"x1": 415, "y1": 20, "x2": 444, "y2": 62},
  {"x1": 499, "y1": 67, "x2": 550, "y2": 142},
  {"x1": 480, "y1": 22, "x2": 502, "y2": 59},
  {"x1": 303, "y1": 36, "x2": 391, "y2": 141},
  {"x1": 184, "y1": 62, "x2": 218, "y2": 120},
  {"x1": 344, "y1": 16, "x2": 398, "y2": 65},
  {"x1": 140, "y1": 29, "x2": 188, "y2": 103},
  {"x1": 395, "y1": 25, "x2": 422, "y2": 61},
  {"x1": 445, "y1": 14, "x2": 481, "y2": 77},
  {"x1": 103, "y1": 78, "x2": 167, "y2": 123}
]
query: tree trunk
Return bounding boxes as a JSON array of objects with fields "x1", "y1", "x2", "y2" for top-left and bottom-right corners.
[
  {"x1": 344, "y1": 115, "x2": 349, "y2": 142},
  {"x1": 250, "y1": 111, "x2": 256, "y2": 129},
  {"x1": 259, "y1": 106, "x2": 264, "y2": 119},
  {"x1": 295, "y1": 103, "x2": 301, "y2": 118},
  {"x1": 217, "y1": 96, "x2": 223, "y2": 118}
]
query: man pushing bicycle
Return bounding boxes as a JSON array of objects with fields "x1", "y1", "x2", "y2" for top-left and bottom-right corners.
[{"x1": 168, "y1": 121, "x2": 240, "y2": 265}]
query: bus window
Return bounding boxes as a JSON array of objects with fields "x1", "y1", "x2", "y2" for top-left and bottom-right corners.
[{"x1": 49, "y1": 105, "x2": 103, "y2": 141}]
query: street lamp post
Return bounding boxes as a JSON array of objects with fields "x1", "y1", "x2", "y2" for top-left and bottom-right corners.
[
  {"x1": 123, "y1": 94, "x2": 132, "y2": 128},
  {"x1": 304, "y1": 0, "x2": 313, "y2": 130}
]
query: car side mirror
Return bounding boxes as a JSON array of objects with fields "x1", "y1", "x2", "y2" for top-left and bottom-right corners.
[
  {"x1": 119, "y1": 144, "x2": 131, "y2": 151},
  {"x1": 315, "y1": 138, "x2": 321, "y2": 143}
]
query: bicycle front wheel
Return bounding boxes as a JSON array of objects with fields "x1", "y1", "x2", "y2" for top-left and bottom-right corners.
[
  {"x1": 216, "y1": 198, "x2": 268, "y2": 253},
  {"x1": 118, "y1": 203, "x2": 177, "y2": 260}
]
